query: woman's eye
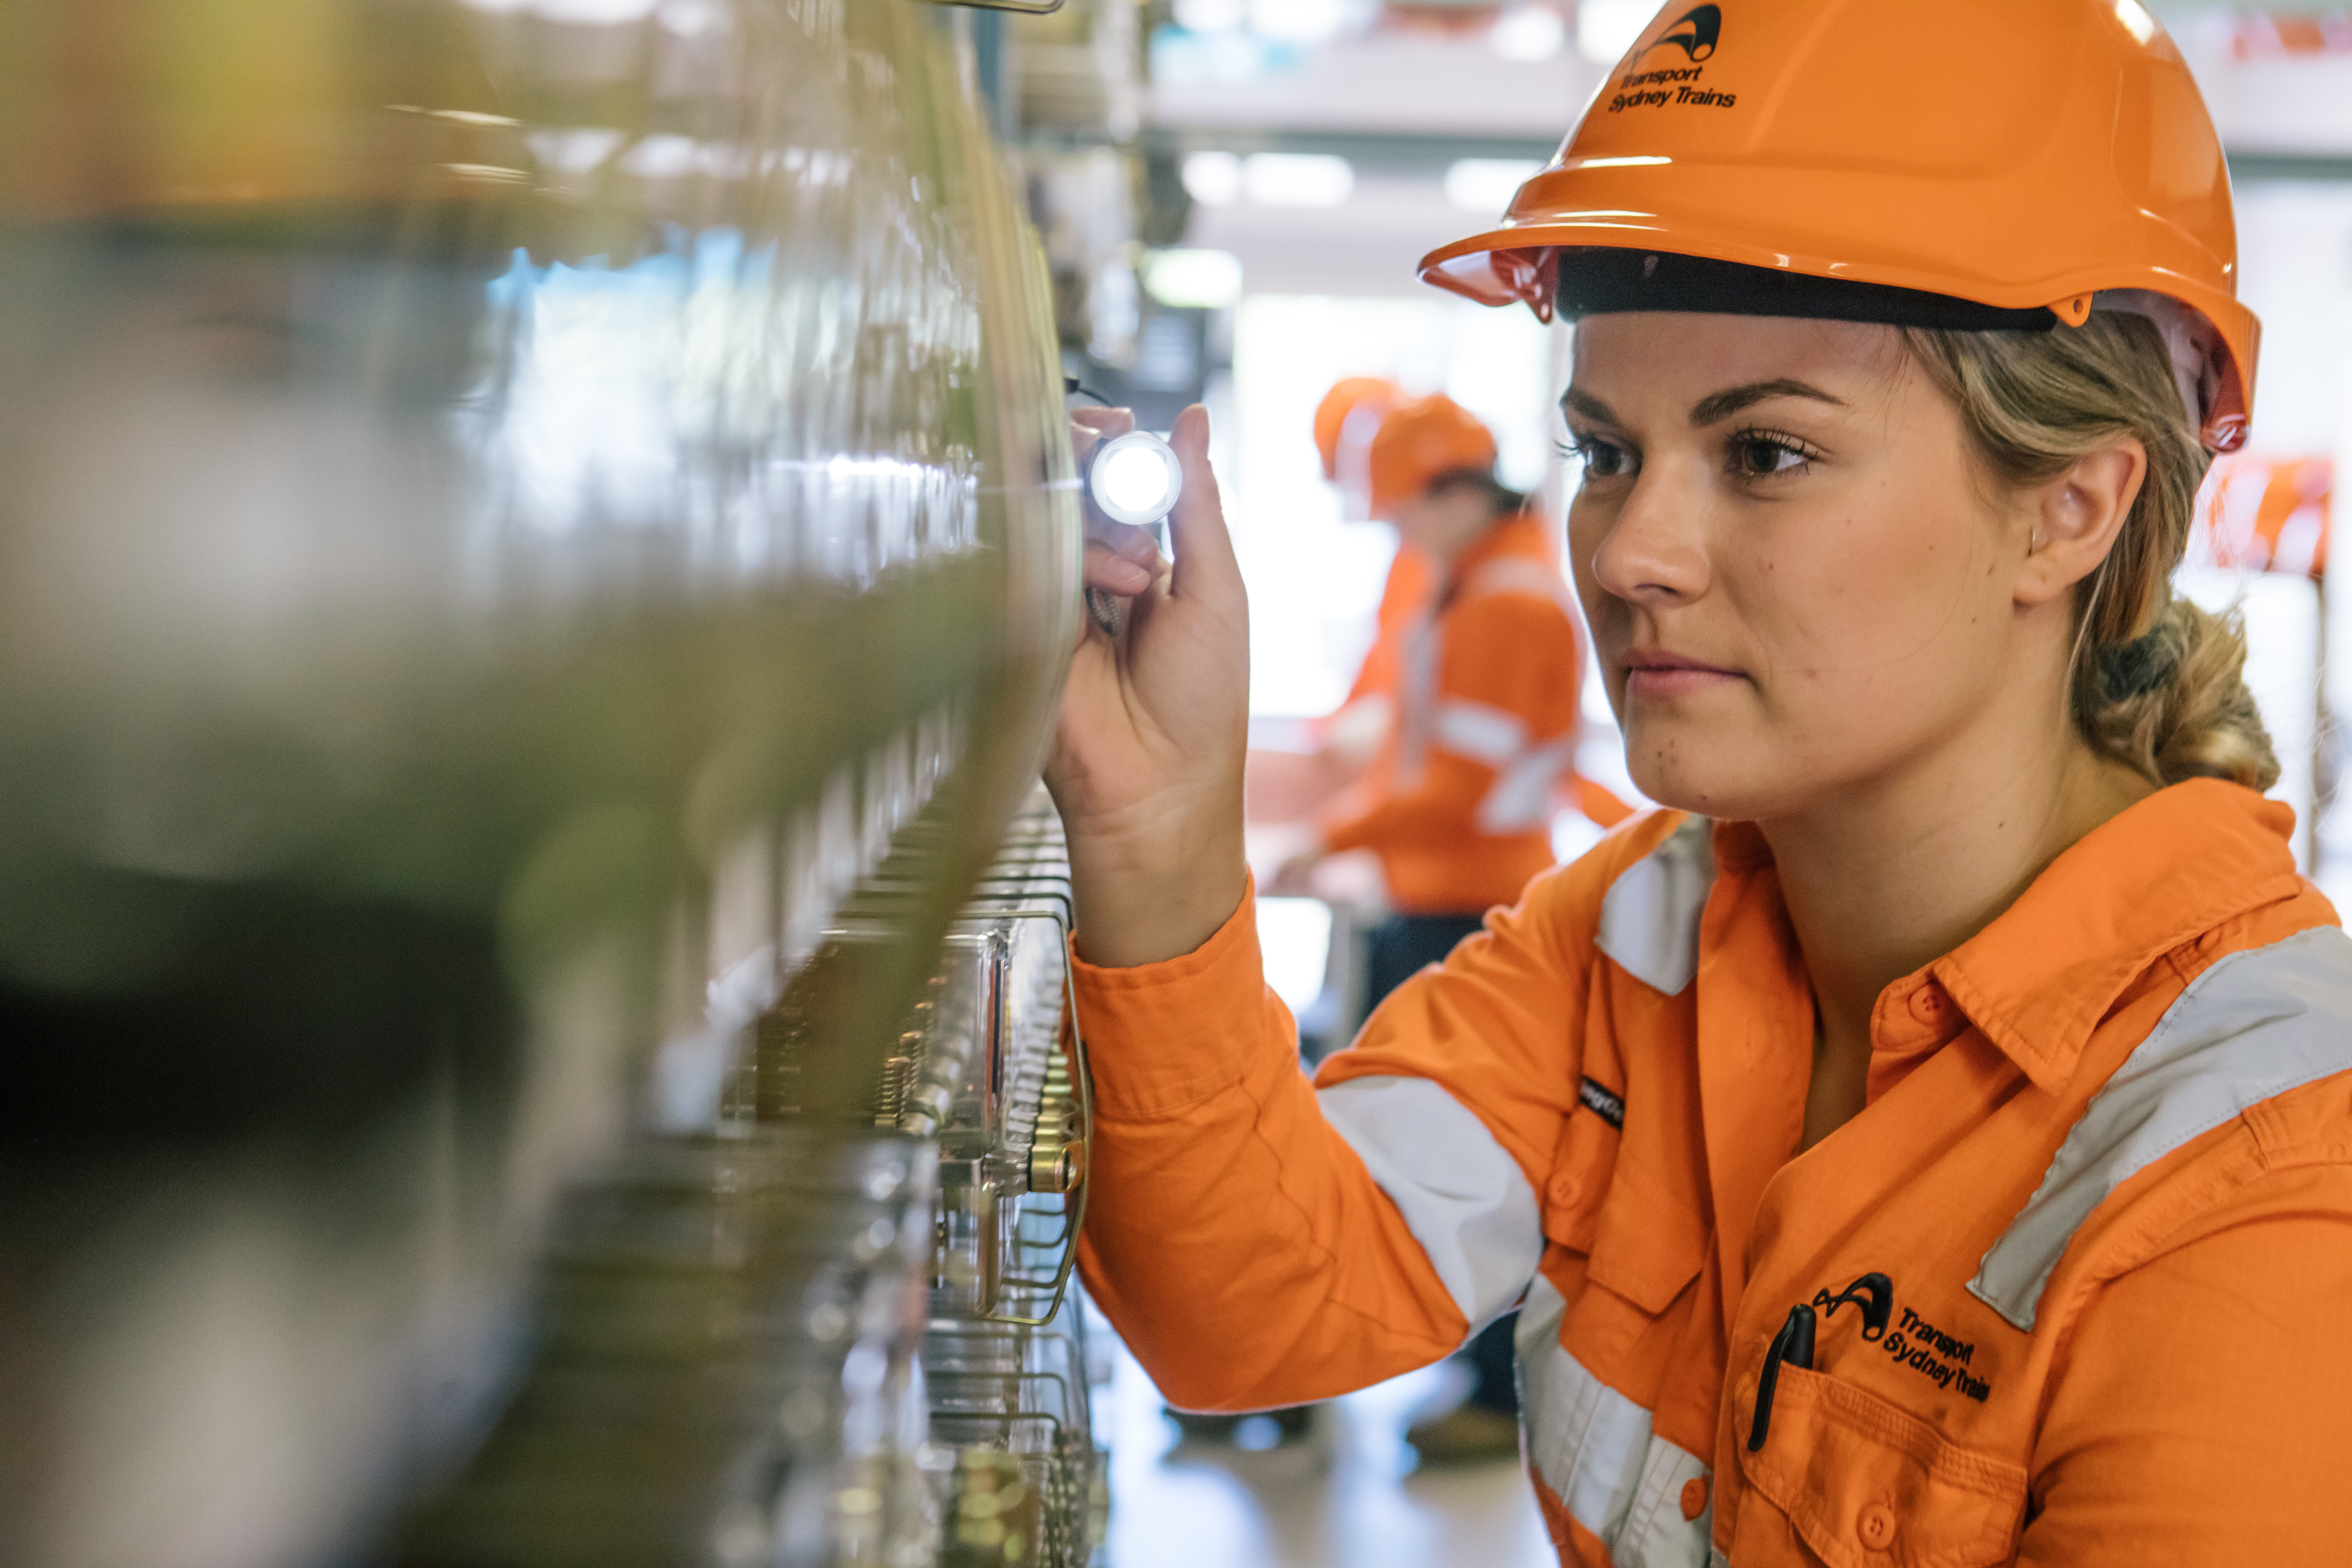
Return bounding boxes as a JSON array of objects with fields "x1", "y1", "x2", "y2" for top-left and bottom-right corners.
[
  {"x1": 1572, "y1": 437, "x2": 1633, "y2": 479},
  {"x1": 1730, "y1": 433, "x2": 1815, "y2": 478}
]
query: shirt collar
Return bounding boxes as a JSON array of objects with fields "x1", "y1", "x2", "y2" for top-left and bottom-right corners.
[
  {"x1": 1712, "y1": 780, "x2": 2305, "y2": 1093},
  {"x1": 1928, "y1": 779, "x2": 2303, "y2": 1091}
]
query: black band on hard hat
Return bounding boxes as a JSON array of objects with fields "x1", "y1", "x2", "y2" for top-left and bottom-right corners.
[{"x1": 1554, "y1": 248, "x2": 2057, "y2": 332}]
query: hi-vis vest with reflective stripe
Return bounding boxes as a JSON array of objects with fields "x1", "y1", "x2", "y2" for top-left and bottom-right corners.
[
  {"x1": 1394, "y1": 553, "x2": 1583, "y2": 835},
  {"x1": 1320, "y1": 810, "x2": 2352, "y2": 1567}
]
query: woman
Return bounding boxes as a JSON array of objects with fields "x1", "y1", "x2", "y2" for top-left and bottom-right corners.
[{"x1": 1050, "y1": 4, "x2": 2352, "y2": 1563}]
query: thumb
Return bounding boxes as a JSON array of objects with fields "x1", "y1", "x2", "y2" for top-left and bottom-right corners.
[{"x1": 1164, "y1": 404, "x2": 1242, "y2": 604}]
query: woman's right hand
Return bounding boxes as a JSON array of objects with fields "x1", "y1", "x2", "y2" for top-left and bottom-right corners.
[{"x1": 1043, "y1": 404, "x2": 1251, "y2": 968}]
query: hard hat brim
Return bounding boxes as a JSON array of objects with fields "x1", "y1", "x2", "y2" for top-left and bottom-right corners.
[{"x1": 1418, "y1": 214, "x2": 2258, "y2": 453}]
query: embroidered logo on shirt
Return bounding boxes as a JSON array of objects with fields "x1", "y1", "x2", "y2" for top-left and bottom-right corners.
[
  {"x1": 1812, "y1": 1272, "x2": 1892, "y2": 1339},
  {"x1": 1576, "y1": 1076, "x2": 1625, "y2": 1130},
  {"x1": 1814, "y1": 1271, "x2": 1993, "y2": 1404}
]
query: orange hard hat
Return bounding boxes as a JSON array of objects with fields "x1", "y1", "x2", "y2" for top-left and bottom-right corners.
[
  {"x1": 1418, "y1": 0, "x2": 2260, "y2": 452},
  {"x1": 1368, "y1": 394, "x2": 1498, "y2": 518},
  {"x1": 1314, "y1": 377, "x2": 1405, "y2": 481}
]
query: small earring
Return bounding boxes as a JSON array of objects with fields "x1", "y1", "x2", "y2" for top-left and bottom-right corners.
[{"x1": 2030, "y1": 528, "x2": 2043, "y2": 552}]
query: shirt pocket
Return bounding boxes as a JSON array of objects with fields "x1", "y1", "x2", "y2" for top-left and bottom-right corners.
[
  {"x1": 1733, "y1": 1362, "x2": 2026, "y2": 1568},
  {"x1": 1539, "y1": 1096, "x2": 1620, "y2": 1254},
  {"x1": 1581, "y1": 1146, "x2": 1707, "y2": 1315}
]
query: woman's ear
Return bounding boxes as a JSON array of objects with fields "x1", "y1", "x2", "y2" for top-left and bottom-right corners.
[{"x1": 2015, "y1": 440, "x2": 2146, "y2": 609}]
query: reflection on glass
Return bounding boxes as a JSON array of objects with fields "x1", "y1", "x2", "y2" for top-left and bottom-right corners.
[{"x1": 0, "y1": 0, "x2": 1076, "y2": 1563}]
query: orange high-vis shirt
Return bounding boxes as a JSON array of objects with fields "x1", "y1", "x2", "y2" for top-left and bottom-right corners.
[
  {"x1": 1071, "y1": 782, "x2": 2352, "y2": 1567},
  {"x1": 1353, "y1": 542, "x2": 1436, "y2": 707},
  {"x1": 1318, "y1": 513, "x2": 1583, "y2": 914},
  {"x1": 1313, "y1": 543, "x2": 1436, "y2": 771}
]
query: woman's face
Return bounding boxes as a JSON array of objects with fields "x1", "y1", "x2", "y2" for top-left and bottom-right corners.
[{"x1": 1564, "y1": 312, "x2": 2040, "y2": 820}]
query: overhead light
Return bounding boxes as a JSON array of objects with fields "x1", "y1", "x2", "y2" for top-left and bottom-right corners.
[
  {"x1": 1577, "y1": 0, "x2": 1657, "y2": 63},
  {"x1": 1248, "y1": 0, "x2": 1346, "y2": 42},
  {"x1": 1491, "y1": 4, "x2": 1566, "y2": 61},
  {"x1": 1242, "y1": 152, "x2": 1354, "y2": 207},
  {"x1": 1142, "y1": 249, "x2": 1245, "y2": 309},
  {"x1": 1181, "y1": 150, "x2": 1244, "y2": 206},
  {"x1": 1444, "y1": 158, "x2": 1543, "y2": 214},
  {"x1": 1172, "y1": 0, "x2": 1246, "y2": 31}
]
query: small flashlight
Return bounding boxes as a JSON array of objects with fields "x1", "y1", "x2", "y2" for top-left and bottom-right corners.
[
  {"x1": 1081, "y1": 429, "x2": 1183, "y2": 637},
  {"x1": 1087, "y1": 429, "x2": 1183, "y2": 531}
]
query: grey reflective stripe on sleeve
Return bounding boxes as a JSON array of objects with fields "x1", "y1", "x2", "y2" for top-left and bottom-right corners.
[
  {"x1": 1596, "y1": 815, "x2": 1715, "y2": 995},
  {"x1": 1463, "y1": 556, "x2": 1577, "y2": 612},
  {"x1": 1970, "y1": 923, "x2": 2352, "y2": 1331},
  {"x1": 1518, "y1": 1276, "x2": 1713, "y2": 1568},
  {"x1": 1434, "y1": 697, "x2": 1527, "y2": 764},
  {"x1": 1478, "y1": 735, "x2": 1577, "y2": 834},
  {"x1": 1317, "y1": 1076, "x2": 1542, "y2": 1333}
]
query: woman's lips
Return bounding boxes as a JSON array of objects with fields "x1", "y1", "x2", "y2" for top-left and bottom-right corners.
[{"x1": 1622, "y1": 651, "x2": 1743, "y2": 699}]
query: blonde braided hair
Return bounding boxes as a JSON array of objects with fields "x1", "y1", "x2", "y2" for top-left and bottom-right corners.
[{"x1": 1903, "y1": 313, "x2": 2279, "y2": 792}]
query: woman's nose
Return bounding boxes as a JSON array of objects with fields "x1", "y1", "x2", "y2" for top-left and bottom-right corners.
[{"x1": 1589, "y1": 466, "x2": 1710, "y2": 607}]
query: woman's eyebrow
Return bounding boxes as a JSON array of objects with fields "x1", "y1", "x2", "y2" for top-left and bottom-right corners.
[
  {"x1": 1560, "y1": 386, "x2": 1616, "y2": 423},
  {"x1": 1689, "y1": 378, "x2": 1844, "y2": 427},
  {"x1": 1561, "y1": 379, "x2": 1845, "y2": 427}
]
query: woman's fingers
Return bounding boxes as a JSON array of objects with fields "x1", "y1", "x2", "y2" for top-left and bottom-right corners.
[
  {"x1": 1083, "y1": 538, "x2": 1154, "y2": 597},
  {"x1": 1163, "y1": 404, "x2": 1244, "y2": 606},
  {"x1": 1072, "y1": 406, "x2": 1136, "y2": 439},
  {"x1": 1086, "y1": 511, "x2": 1162, "y2": 569},
  {"x1": 1069, "y1": 406, "x2": 1134, "y2": 485}
]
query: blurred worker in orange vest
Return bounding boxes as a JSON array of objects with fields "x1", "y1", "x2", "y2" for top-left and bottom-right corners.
[
  {"x1": 1273, "y1": 392, "x2": 1589, "y2": 1460},
  {"x1": 1278, "y1": 394, "x2": 1585, "y2": 945},
  {"x1": 1315, "y1": 377, "x2": 1438, "y2": 771},
  {"x1": 1245, "y1": 378, "x2": 1434, "y2": 828}
]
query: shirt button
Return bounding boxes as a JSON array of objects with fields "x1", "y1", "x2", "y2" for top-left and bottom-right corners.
[
  {"x1": 1857, "y1": 1502, "x2": 1897, "y2": 1550},
  {"x1": 1547, "y1": 1171, "x2": 1584, "y2": 1209},
  {"x1": 1679, "y1": 1477, "x2": 1709, "y2": 1521},
  {"x1": 1906, "y1": 984, "x2": 1947, "y2": 1027}
]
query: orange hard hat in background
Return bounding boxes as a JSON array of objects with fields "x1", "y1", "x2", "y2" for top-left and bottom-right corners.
[
  {"x1": 1368, "y1": 394, "x2": 1498, "y2": 519},
  {"x1": 1418, "y1": 0, "x2": 2259, "y2": 452},
  {"x1": 1315, "y1": 377, "x2": 1405, "y2": 481}
]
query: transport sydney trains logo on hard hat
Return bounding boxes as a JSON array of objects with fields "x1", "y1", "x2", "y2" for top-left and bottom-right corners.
[
  {"x1": 1607, "y1": 5, "x2": 1735, "y2": 114},
  {"x1": 1646, "y1": 4, "x2": 1720, "y2": 61}
]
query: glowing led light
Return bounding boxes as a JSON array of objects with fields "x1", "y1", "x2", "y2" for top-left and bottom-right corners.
[
  {"x1": 1100, "y1": 446, "x2": 1173, "y2": 513},
  {"x1": 1088, "y1": 432, "x2": 1183, "y2": 527}
]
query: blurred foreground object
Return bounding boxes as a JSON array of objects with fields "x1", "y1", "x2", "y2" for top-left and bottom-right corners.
[{"x1": 0, "y1": 1, "x2": 1086, "y2": 1564}]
